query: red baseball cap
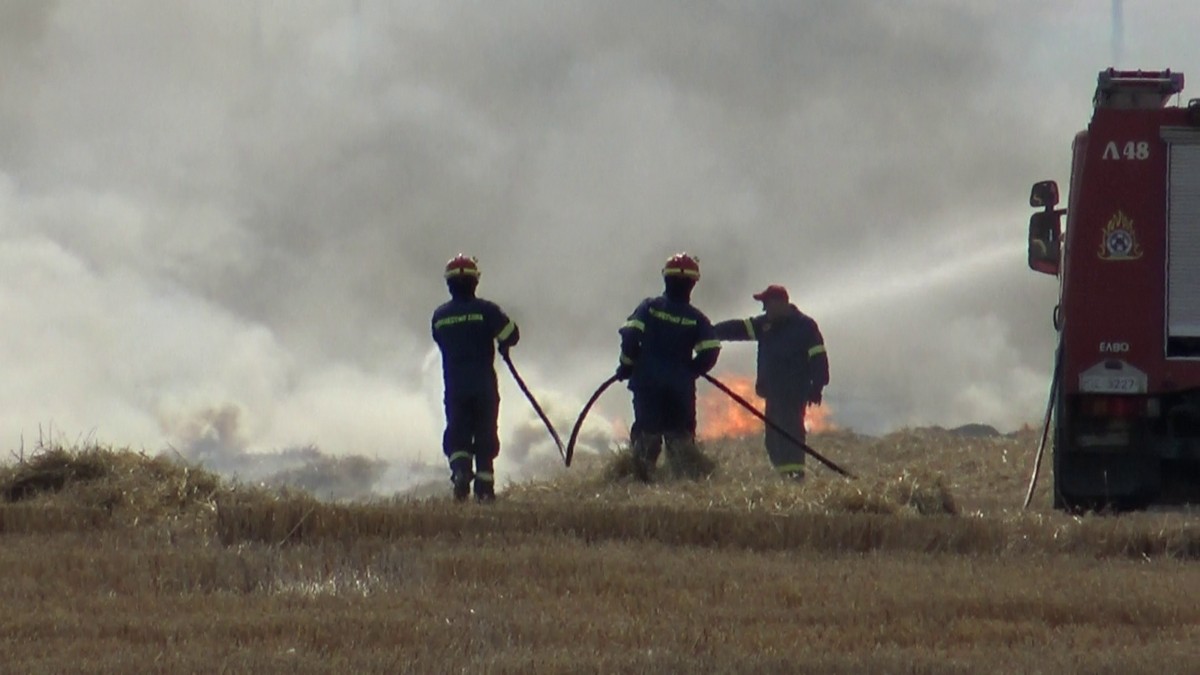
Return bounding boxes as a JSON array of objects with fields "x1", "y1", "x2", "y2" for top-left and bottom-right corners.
[{"x1": 752, "y1": 285, "x2": 789, "y2": 302}]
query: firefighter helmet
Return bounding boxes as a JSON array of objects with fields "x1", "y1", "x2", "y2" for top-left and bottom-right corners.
[
  {"x1": 662, "y1": 252, "x2": 700, "y2": 280},
  {"x1": 444, "y1": 254, "x2": 481, "y2": 280}
]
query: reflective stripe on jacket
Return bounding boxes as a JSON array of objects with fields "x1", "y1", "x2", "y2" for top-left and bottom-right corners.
[
  {"x1": 713, "y1": 304, "x2": 828, "y2": 399},
  {"x1": 432, "y1": 297, "x2": 519, "y2": 396},
  {"x1": 619, "y1": 296, "x2": 719, "y2": 390}
]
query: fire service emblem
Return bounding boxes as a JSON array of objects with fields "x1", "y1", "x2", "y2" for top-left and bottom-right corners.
[{"x1": 1098, "y1": 210, "x2": 1143, "y2": 260}]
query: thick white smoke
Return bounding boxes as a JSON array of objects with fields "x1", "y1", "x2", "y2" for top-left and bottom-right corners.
[{"x1": 2, "y1": 1, "x2": 1200, "y2": 493}]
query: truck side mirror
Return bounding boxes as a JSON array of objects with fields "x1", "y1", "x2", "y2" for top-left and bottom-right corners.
[
  {"x1": 1028, "y1": 210, "x2": 1062, "y2": 275},
  {"x1": 1030, "y1": 180, "x2": 1060, "y2": 208}
]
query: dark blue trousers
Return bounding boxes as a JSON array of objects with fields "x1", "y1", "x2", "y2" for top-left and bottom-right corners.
[{"x1": 443, "y1": 393, "x2": 500, "y2": 479}]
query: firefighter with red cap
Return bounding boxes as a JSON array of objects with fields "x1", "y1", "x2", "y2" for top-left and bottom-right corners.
[
  {"x1": 431, "y1": 254, "x2": 520, "y2": 502},
  {"x1": 616, "y1": 253, "x2": 722, "y2": 481},
  {"x1": 714, "y1": 284, "x2": 829, "y2": 481}
]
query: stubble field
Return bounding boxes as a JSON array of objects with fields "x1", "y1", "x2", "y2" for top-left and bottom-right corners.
[{"x1": 1, "y1": 427, "x2": 1199, "y2": 674}]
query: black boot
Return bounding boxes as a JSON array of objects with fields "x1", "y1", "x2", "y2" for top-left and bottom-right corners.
[
  {"x1": 451, "y1": 469, "x2": 473, "y2": 502},
  {"x1": 630, "y1": 434, "x2": 660, "y2": 483},
  {"x1": 665, "y1": 434, "x2": 714, "y2": 480},
  {"x1": 474, "y1": 468, "x2": 496, "y2": 503},
  {"x1": 475, "y1": 483, "x2": 496, "y2": 503}
]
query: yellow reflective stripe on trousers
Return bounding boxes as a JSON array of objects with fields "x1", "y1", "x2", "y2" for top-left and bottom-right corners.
[
  {"x1": 695, "y1": 339, "x2": 721, "y2": 352},
  {"x1": 743, "y1": 318, "x2": 756, "y2": 339},
  {"x1": 808, "y1": 344, "x2": 826, "y2": 358},
  {"x1": 475, "y1": 471, "x2": 494, "y2": 482},
  {"x1": 623, "y1": 319, "x2": 646, "y2": 331},
  {"x1": 449, "y1": 451, "x2": 472, "y2": 463},
  {"x1": 620, "y1": 353, "x2": 635, "y2": 366},
  {"x1": 496, "y1": 320, "x2": 516, "y2": 341},
  {"x1": 775, "y1": 463, "x2": 805, "y2": 474}
]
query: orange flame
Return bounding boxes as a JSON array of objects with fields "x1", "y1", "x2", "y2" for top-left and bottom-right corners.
[
  {"x1": 698, "y1": 374, "x2": 835, "y2": 440},
  {"x1": 698, "y1": 375, "x2": 763, "y2": 440},
  {"x1": 806, "y1": 400, "x2": 834, "y2": 434}
]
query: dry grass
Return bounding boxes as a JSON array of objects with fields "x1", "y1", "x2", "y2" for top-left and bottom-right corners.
[{"x1": 1, "y1": 430, "x2": 1200, "y2": 673}]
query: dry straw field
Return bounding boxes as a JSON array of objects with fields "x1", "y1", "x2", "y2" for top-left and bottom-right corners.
[{"x1": 2, "y1": 427, "x2": 1200, "y2": 674}]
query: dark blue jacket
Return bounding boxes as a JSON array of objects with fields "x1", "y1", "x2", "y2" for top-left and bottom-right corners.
[
  {"x1": 619, "y1": 296, "x2": 720, "y2": 390},
  {"x1": 714, "y1": 304, "x2": 828, "y2": 400},
  {"x1": 432, "y1": 297, "x2": 519, "y2": 398}
]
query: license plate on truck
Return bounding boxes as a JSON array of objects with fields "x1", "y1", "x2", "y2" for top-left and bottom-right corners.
[
  {"x1": 1080, "y1": 374, "x2": 1144, "y2": 393},
  {"x1": 1078, "y1": 360, "x2": 1148, "y2": 394}
]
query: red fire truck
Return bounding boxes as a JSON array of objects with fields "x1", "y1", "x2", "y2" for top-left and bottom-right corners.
[{"x1": 1028, "y1": 69, "x2": 1200, "y2": 509}]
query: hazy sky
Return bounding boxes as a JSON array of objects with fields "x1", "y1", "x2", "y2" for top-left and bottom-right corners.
[{"x1": 3, "y1": 1, "x2": 1199, "y2": 488}]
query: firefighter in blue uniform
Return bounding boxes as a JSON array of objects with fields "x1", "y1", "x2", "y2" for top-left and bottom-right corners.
[
  {"x1": 714, "y1": 285, "x2": 828, "y2": 481},
  {"x1": 431, "y1": 254, "x2": 520, "y2": 502},
  {"x1": 616, "y1": 253, "x2": 721, "y2": 481}
]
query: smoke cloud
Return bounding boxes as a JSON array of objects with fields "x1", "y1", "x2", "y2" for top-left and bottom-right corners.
[{"x1": 3, "y1": 1, "x2": 1200, "y2": 492}]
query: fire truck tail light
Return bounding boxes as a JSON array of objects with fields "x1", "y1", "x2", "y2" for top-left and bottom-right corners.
[{"x1": 1085, "y1": 396, "x2": 1145, "y2": 418}]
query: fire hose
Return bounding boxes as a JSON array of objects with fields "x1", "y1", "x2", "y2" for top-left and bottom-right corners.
[
  {"x1": 564, "y1": 371, "x2": 854, "y2": 478},
  {"x1": 702, "y1": 373, "x2": 855, "y2": 479},
  {"x1": 501, "y1": 351, "x2": 566, "y2": 462},
  {"x1": 565, "y1": 374, "x2": 620, "y2": 467},
  {"x1": 1023, "y1": 342, "x2": 1063, "y2": 508}
]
